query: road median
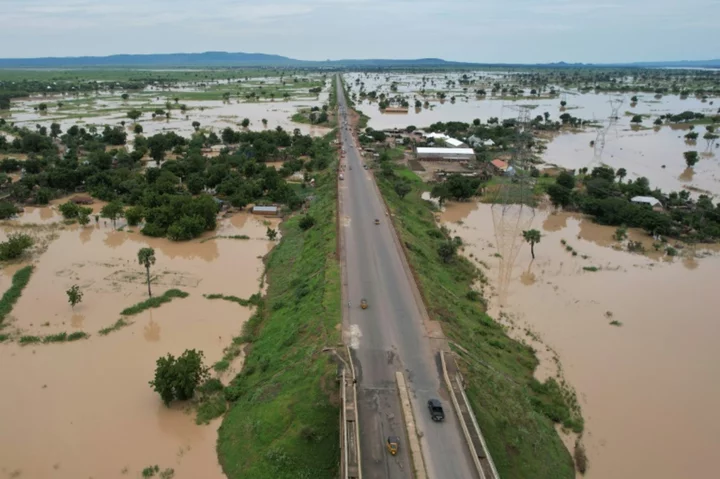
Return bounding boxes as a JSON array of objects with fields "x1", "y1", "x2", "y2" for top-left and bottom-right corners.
[{"x1": 395, "y1": 371, "x2": 427, "y2": 479}]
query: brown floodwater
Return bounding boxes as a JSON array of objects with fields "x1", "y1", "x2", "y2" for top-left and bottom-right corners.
[
  {"x1": 0, "y1": 212, "x2": 277, "y2": 478},
  {"x1": 440, "y1": 202, "x2": 720, "y2": 479}
]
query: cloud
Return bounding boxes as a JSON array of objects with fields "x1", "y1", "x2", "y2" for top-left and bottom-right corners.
[{"x1": 1, "y1": 0, "x2": 719, "y2": 62}]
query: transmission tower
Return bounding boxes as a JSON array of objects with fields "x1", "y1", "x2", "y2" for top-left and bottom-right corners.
[
  {"x1": 589, "y1": 94, "x2": 624, "y2": 169},
  {"x1": 491, "y1": 105, "x2": 536, "y2": 306}
]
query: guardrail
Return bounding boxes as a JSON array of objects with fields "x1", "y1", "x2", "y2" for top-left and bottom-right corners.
[
  {"x1": 441, "y1": 351, "x2": 500, "y2": 479},
  {"x1": 396, "y1": 372, "x2": 428, "y2": 479}
]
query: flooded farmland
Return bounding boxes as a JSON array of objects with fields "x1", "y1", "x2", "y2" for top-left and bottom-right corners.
[
  {"x1": 3, "y1": 75, "x2": 333, "y2": 139},
  {"x1": 0, "y1": 211, "x2": 279, "y2": 478},
  {"x1": 440, "y1": 202, "x2": 720, "y2": 479}
]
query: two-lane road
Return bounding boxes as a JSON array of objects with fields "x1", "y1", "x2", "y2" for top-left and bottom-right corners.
[{"x1": 336, "y1": 77, "x2": 477, "y2": 479}]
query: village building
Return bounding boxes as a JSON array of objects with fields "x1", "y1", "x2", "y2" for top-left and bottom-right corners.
[{"x1": 416, "y1": 147, "x2": 475, "y2": 161}]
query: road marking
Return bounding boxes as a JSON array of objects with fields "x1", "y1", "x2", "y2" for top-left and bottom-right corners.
[{"x1": 349, "y1": 324, "x2": 362, "y2": 350}]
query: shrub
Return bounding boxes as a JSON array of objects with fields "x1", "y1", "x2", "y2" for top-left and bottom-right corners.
[
  {"x1": 0, "y1": 233, "x2": 34, "y2": 261},
  {"x1": 149, "y1": 349, "x2": 209, "y2": 406},
  {"x1": 298, "y1": 214, "x2": 316, "y2": 231}
]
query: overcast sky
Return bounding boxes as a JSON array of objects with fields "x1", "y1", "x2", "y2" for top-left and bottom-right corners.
[{"x1": 1, "y1": 0, "x2": 719, "y2": 62}]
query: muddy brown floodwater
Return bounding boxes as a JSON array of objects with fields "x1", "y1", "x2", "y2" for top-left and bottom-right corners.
[
  {"x1": 440, "y1": 201, "x2": 720, "y2": 479},
  {"x1": 0, "y1": 212, "x2": 280, "y2": 478}
]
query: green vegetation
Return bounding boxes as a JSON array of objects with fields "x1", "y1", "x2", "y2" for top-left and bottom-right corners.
[
  {"x1": 98, "y1": 318, "x2": 131, "y2": 335},
  {"x1": 41, "y1": 331, "x2": 89, "y2": 343},
  {"x1": 377, "y1": 165, "x2": 577, "y2": 479},
  {"x1": 582, "y1": 266, "x2": 599, "y2": 272},
  {"x1": 522, "y1": 229, "x2": 542, "y2": 259},
  {"x1": 66, "y1": 284, "x2": 83, "y2": 309},
  {"x1": 0, "y1": 265, "x2": 34, "y2": 327},
  {"x1": 292, "y1": 105, "x2": 330, "y2": 126},
  {"x1": 218, "y1": 174, "x2": 340, "y2": 479},
  {"x1": 120, "y1": 289, "x2": 189, "y2": 316},
  {"x1": 1, "y1": 118, "x2": 333, "y2": 241},
  {"x1": 0, "y1": 233, "x2": 34, "y2": 261},
  {"x1": 150, "y1": 349, "x2": 209, "y2": 406},
  {"x1": 549, "y1": 165, "x2": 720, "y2": 242},
  {"x1": 137, "y1": 247, "x2": 156, "y2": 297},
  {"x1": 204, "y1": 293, "x2": 262, "y2": 307}
]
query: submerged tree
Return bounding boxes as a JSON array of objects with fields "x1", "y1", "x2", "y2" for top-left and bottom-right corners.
[
  {"x1": 149, "y1": 349, "x2": 209, "y2": 406},
  {"x1": 523, "y1": 229, "x2": 542, "y2": 259},
  {"x1": 137, "y1": 247, "x2": 156, "y2": 297},
  {"x1": 684, "y1": 150, "x2": 699, "y2": 168},
  {"x1": 66, "y1": 284, "x2": 83, "y2": 309}
]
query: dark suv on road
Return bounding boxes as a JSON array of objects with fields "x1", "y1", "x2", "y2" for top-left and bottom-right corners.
[{"x1": 427, "y1": 398, "x2": 445, "y2": 422}]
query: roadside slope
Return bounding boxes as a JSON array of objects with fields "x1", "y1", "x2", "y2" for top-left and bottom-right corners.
[{"x1": 218, "y1": 174, "x2": 341, "y2": 479}]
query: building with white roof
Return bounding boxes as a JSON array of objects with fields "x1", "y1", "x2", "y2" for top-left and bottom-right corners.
[{"x1": 416, "y1": 147, "x2": 475, "y2": 161}]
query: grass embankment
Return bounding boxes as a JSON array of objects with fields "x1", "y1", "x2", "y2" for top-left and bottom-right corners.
[
  {"x1": 0, "y1": 265, "x2": 33, "y2": 328},
  {"x1": 120, "y1": 289, "x2": 189, "y2": 316},
  {"x1": 217, "y1": 175, "x2": 341, "y2": 479},
  {"x1": 377, "y1": 166, "x2": 578, "y2": 479}
]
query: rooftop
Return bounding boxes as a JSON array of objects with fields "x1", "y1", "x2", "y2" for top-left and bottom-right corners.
[
  {"x1": 491, "y1": 159, "x2": 509, "y2": 170},
  {"x1": 416, "y1": 147, "x2": 475, "y2": 155}
]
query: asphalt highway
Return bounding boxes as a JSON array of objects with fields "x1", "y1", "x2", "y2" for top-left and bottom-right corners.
[{"x1": 336, "y1": 77, "x2": 477, "y2": 479}]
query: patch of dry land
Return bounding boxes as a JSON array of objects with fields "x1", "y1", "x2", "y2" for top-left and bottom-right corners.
[
  {"x1": 440, "y1": 201, "x2": 720, "y2": 479},
  {"x1": 0, "y1": 208, "x2": 279, "y2": 478}
]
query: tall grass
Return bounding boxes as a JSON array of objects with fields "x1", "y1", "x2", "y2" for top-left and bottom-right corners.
[
  {"x1": 0, "y1": 266, "x2": 34, "y2": 327},
  {"x1": 217, "y1": 175, "x2": 341, "y2": 479},
  {"x1": 120, "y1": 289, "x2": 188, "y2": 316}
]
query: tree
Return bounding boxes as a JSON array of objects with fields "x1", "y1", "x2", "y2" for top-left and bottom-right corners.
[
  {"x1": 137, "y1": 247, "x2": 156, "y2": 297},
  {"x1": 556, "y1": 171, "x2": 575, "y2": 189},
  {"x1": 560, "y1": 100, "x2": 567, "y2": 107},
  {"x1": 133, "y1": 123, "x2": 143, "y2": 135},
  {"x1": 78, "y1": 211, "x2": 91, "y2": 226},
  {"x1": 121, "y1": 93, "x2": 129, "y2": 100},
  {"x1": 66, "y1": 284, "x2": 83, "y2": 309},
  {"x1": 127, "y1": 109, "x2": 142, "y2": 121},
  {"x1": 149, "y1": 349, "x2": 209, "y2": 406},
  {"x1": 437, "y1": 240, "x2": 458, "y2": 263},
  {"x1": 547, "y1": 184, "x2": 572, "y2": 208},
  {"x1": 124, "y1": 206, "x2": 144, "y2": 226},
  {"x1": 523, "y1": 229, "x2": 541, "y2": 259},
  {"x1": 654, "y1": 118, "x2": 663, "y2": 126},
  {"x1": 101, "y1": 201, "x2": 123, "y2": 228},
  {"x1": 59, "y1": 201, "x2": 80, "y2": 219},
  {"x1": 631, "y1": 115, "x2": 643, "y2": 124},
  {"x1": 684, "y1": 150, "x2": 699, "y2": 168},
  {"x1": 616, "y1": 168, "x2": 627, "y2": 183},
  {"x1": 192, "y1": 121, "x2": 201, "y2": 131},
  {"x1": 261, "y1": 118, "x2": 268, "y2": 126},
  {"x1": 631, "y1": 96, "x2": 638, "y2": 103},
  {"x1": 393, "y1": 180, "x2": 412, "y2": 199},
  {"x1": 241, "y1": 118, "x2": 250, "y2": 128},
  {"x1": 147, "y1": 134, "x2": 167, "y2": 164},
  {"x1": 0, "y1": 233, "x2": 34, "y2": 261},
  {"x1": 266, "y1": 227, "x2": 278, "y2": 241},
  {"x1": 50, "y1": 122, "x2": 62, "y2": 138}
]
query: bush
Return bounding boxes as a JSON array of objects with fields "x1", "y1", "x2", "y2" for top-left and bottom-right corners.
[
  {"x1": 0, "y1": 201, "x2": 18, "y2": 219},
  {"x1": 0, "y1": 233, "x2": 34, "y2": 261},
  {"x1": 149, "y1": 349, "x2": 209, "y2": 406},
  {"x1": 298, "y1": 214, "x2": 316, "y2": 231}
]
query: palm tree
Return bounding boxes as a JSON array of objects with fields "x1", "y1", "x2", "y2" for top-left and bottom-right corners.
[
  {"x1": 138, "y1": 247, "x2": 156, "y2": 297},
  {"x1": 616, "y1": 168, "x2": 627, "y2": 183},
  {"x1": 522, "y1": 229, "x2": 541, "y2": 259}
]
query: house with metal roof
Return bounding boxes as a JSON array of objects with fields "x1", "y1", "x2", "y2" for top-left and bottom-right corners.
[{"x1": 416, "y1": 147, "x2": 475, "y2": 161}]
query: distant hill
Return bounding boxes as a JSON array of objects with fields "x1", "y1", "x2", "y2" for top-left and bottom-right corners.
[{"x1": 0, "y1": 51, "x2": 718, "y2": 69}]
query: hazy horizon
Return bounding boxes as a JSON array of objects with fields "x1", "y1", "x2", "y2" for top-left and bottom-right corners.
[{"x1": 1, "y1": 0, "x2": 719, "y2": 63}]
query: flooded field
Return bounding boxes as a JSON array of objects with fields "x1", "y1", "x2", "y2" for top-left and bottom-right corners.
[
  {"x1": 3, "y1": 75, "x2": 332, "y2": 139},
  {"x1": 0, "y1": 211, "x2": 279, "y2": 478},
  {"x1": 440, "y1": 201, "x2": 720, "y2": 479}
]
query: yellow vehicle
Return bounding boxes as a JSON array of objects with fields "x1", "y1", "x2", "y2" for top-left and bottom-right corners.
[
  {"x1": 360, "y1": 298, "x2": 368, "y2": 309},
  {"x1": 386, "y1": 436, "x2": 400, "y2": 456},
  {"x1": 374, "y1": 218, "x2": 380, "y2": 225}
]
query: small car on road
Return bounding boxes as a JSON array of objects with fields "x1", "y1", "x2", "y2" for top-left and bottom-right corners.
[
  {"x1": 374, "y1": 218, "x2": 380, "y2": 225},
  {"x1": 428, "y1": 399, "x2": 445, "y2": 422}
]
